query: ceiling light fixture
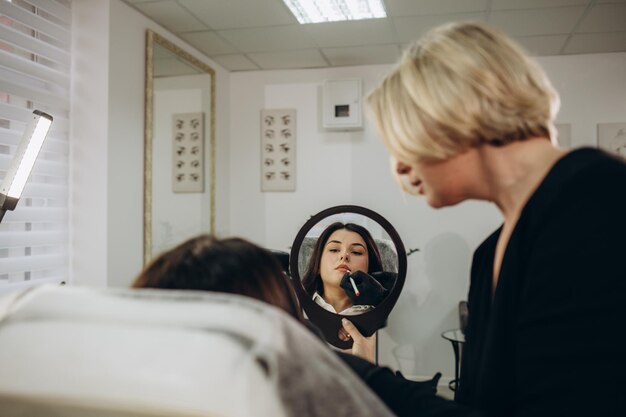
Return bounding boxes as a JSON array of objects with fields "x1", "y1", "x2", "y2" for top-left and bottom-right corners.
[{"x1": 283, "y1": 0, "x2": 387, "y2": 24}]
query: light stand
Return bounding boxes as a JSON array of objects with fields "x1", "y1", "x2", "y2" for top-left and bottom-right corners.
[{"x1": 0, "y1": 110, "x2": 53, "y2": 223}]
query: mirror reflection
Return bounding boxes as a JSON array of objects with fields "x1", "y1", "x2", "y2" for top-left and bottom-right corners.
[
  {"x1": 144, "y1": 31, "x2": 216, "y2": 263},
  {"x1": 298, "y1": 214, "x2": 398, "y2": 316}
]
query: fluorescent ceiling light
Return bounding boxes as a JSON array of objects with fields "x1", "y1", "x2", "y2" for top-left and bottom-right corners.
[{"x1": 283, "y1": 0, "x2": 387, "y2": 24}]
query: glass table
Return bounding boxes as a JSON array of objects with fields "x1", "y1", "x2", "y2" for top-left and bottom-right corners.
[{"x1": 441, "y1": 329, "x2": 465, "y2": 391}]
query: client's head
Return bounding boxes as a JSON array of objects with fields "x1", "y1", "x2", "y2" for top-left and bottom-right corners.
[{"x1": 133, "y1": 235, "x2": 304, "y2": 323}]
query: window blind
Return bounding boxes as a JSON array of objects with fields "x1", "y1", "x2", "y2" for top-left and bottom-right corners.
[{"x1": 0, "y1": 0, "x2": 71, "y2": 292}]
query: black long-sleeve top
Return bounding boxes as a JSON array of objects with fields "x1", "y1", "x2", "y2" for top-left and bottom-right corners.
[{"x1": 343, "y1": 148, "x2": 626, "y2": 417}]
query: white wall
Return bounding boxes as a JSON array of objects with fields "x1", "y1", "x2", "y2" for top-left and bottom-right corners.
[
  {"x1": 229, "y1": 52, "x2": 626, "y2": 379},
  {"x1": 71, "y1": 0, "x2": 231, "y2": 288},
  {"x1": 70, "y1": 0, "x2": 110, "y2": 288}
]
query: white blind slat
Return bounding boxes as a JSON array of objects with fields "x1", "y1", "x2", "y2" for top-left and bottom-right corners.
[
  {"x1": 0, "y1": 50, "x2": 70, "y2": 88},
  {"x1": 21, "y1": 182, "x2": 69, "y2": 200},
  {"x1": 0, "y1": 128, "x2": 68, "y2": 155},
  {"x1": 24, "y1": 0, "x2": 71, "y2": 26},
  {"x1": 0, "y1": 2, "x2": 70, "y2": 45},
  {"x1": 0, "y1": 154, "x2": 67, "y2": 178},
  {"x1": 0, "y1": 79, "x2": 69, "y2": 112},
  {"x1": 0, "y1": 102, "x2": 70, "y2": 134},
  {"x1": 0, "y1": 230, "x2": 67, "y2": 247},
  {"x1": 0, "y1": 182, "x2": 69, "y2": 202},
  {"x1": 0, "y1": 101, "x2": 35, "y2": 122},
  {"x1": 0, "y1": 253, "x2": 66, "y2": 274},
  {"x1": 0, "y1": 24, "x2": 70, "y2": 65},
  {"x1": 0, "y1": 65, "x2": 69, "y2": 98},
  {"x1": 1, "y1": 207, "x2": 66, "y2": 223}
]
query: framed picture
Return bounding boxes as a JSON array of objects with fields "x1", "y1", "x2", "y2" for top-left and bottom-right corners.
[
  {"x1": 261, "y1": 109, "x2": 296, "y2": 192},
  {"x1": 598, "y1": 123, "x2": 626, "y2": 158},
  {"x1": 172, "y1": 112, "x2": 204, "y2": 193}
]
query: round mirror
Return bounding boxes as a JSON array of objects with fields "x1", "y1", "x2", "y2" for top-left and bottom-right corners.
[{"x1": 290, "y1": 205, "x2": 406, "y2": 349}]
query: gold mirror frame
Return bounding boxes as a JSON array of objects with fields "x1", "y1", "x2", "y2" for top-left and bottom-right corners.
[{"x1": 144, "y1": 30, "x2": 216, "y2": 264}]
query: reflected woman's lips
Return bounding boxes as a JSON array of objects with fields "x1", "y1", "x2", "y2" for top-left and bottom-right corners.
[{"x1": 336, "y1": 264, "x2": 350, "y2": 272}]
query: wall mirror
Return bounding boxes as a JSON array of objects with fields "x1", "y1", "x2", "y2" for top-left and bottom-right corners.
[
  {"x1": 290, "y1": 205, "x2": 406, "y2": 348},
  {"x1": 144, "y1": 30, "x2": 216, "y2": 263}
]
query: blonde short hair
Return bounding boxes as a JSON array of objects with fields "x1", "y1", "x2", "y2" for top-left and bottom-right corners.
[{"x1": 366, "y1": 22, "x2": 560, "y2": 163}]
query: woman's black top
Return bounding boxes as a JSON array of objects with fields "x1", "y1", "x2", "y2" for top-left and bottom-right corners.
[{"x1": 342, "y1": 148, "x2": 626, "y2": 417}]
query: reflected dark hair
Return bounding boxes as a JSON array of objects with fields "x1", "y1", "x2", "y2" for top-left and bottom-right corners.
[
  {"x1": 302, "y1": 222, "x2": 383, "y2": 296},
  {"x1": 133, "y1": 235, "x2": 305, "y2": 323}
]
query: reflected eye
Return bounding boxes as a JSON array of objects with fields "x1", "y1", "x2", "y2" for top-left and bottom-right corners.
[{"x1": 351, "y1": 251, "x2": 364, "y2": 256}]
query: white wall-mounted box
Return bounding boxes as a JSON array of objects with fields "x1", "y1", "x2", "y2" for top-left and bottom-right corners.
[{"x1": 322, "y1": 79, "x2": 362, "y2": 130}]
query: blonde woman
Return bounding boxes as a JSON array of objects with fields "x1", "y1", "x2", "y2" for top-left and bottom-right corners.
[{"x1": 362, "y1": 22, "x2": 626, "y2": 416}]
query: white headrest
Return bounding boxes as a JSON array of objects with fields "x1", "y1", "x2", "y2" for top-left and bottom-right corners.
[{"x1": 0, "y1": 285, "x2": 392, "y2": 417}]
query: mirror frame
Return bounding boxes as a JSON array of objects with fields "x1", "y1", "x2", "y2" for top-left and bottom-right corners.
[
  {"x1": 143, "y1": 30, "x2": 216, "y2": 264},
  {"x1": 289, "y1": 205, "x2": 407, "y2": 349}
]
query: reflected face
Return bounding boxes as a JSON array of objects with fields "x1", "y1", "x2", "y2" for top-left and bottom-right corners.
[{"x1": 319, "y1": 229, "x2": 369, "y2": 289}]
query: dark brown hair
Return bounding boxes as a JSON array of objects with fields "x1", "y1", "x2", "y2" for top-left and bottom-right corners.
[
  {"x1": 133, "y1": 235, "x2": 304, "y2": 323},
  {"x1": 302, "y1": 222, "x2": 383, "y2": 296}
]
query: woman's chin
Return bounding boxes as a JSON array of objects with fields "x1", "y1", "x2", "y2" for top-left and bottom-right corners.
[{"x1": 425, "y1": 193, "x2": 464, "y2": 209}]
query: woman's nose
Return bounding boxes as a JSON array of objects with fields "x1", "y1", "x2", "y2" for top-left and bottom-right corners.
[{"x1": 396, "y1": 160, "x2": 412, "y2": 175}]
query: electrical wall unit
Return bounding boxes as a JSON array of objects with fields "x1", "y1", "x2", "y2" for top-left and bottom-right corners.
[{"x1": 322, "y1": 79, "x2": 363, "y2": 130}]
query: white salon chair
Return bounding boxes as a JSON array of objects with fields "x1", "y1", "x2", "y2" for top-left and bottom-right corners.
[{"x1": 0, "y1": 285, "x2": 392, "y2": 417}]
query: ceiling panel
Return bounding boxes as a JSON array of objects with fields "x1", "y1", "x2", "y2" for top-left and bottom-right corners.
[
  {"x1": 491, "y1": 0, "x2": 589, "y2": 10},
  {"x1": 514, "y1": 35, "x2": 569, "y2": 56},
  {"x1": 394, "y1": 13, "x2": 485, "y2": 42},
  {"x1": 218, "y1": 25, "x2": 317, "y2": 53},
  {"x1": 565, "y1": 32, "x2": 626, "y2": 54},
  {"x1": 576, "y1": 4, "x2": 626, "y2": 33},
  {"x1": 384, "y1": 0, "x2": 487, "y2": 16},
  {"x1": 178, "y1": 31, "x2": 239, "y2": 55},
  {"x1": 322, "y1": 44, "x2": 401, "y2": 66},
  {"x1": 211, "y1": 54, "x2": 260, "y2": 71},
  {"x1": 134, "y1": 1, "x2": 207, "y2": 32},
  {"x1": 248, "y1": 49, "x2": 328, "y2": 70},
  {"x1": 489, "y1": 7, "x2": 586, "y2": 36},
  {"x1": 304, "y1": 19, "x2": 397, "y2": 48},
  {"x1": 178, "y1": 0, "x2": 296, "y2": 30}
]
